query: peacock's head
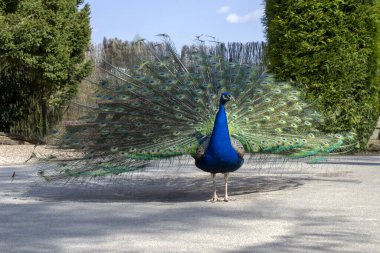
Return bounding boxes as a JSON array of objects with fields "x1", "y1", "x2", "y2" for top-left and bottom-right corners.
[{"x1": 220, "y1": 92, "x2": 233, "y2": 105}]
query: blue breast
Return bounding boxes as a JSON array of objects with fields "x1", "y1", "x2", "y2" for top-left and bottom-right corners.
[{"x1": 195, "y1": 104, "x2": 244, "y2": 173}]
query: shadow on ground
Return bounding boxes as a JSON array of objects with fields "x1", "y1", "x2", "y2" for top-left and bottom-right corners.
[
  {"x1": 22, "y1": 155, "x2": 370, "y2": 203},
  {"x1": 25, "y1": 174, "x2": 305, "y2": 202},
  {"x1": 2, "y1": 192, "x2": 373, "y2": 253},
  {"x1": 1, "y1": 155, "x2": 378, "y2": 252}
]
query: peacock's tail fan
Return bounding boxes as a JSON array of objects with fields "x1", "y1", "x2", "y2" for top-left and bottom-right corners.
[
  {"x1": 42, "y1": 35, "x2": 358, "y2": 180},
  {"x1": 38, "y1": 157, "x2": 153, "y2": 181},
  {"x1": 227, "y1": 73, "x2": 359, "y2": 158}
]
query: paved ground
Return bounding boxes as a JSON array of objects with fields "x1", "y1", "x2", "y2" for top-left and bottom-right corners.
[{"x1": 0, "y1": 155, "x2": 379, "y2": 252}]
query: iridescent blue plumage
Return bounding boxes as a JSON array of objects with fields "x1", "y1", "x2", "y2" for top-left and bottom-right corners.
[
  {"x1": 196, "y1": 92, "x2": 244, "y2": 174},
  {"x1": 195, "y1": 92, "x2": 244, "y2": 201}
]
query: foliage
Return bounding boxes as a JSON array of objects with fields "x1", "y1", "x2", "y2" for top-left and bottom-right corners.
[
  {"x1": 375, "y1": 0, "x2": 380, "y2": 89},
  {"x1": 263, "y1": 0, "x2": 380, "y2": 147},
  {"x1": 99, "y1": 37, "x2": 267, "y2": 68},
  {"x1": 0, "y1": 0, "x2": 92, "y2": 140}
]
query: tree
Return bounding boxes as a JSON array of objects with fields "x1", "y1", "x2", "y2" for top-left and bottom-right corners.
[
  {"x1": 264, "y1": 0, "x2": 380, "y2": 147},
  {"x1": 0, "y1": 0, "x2": 92, "y2": 139}
]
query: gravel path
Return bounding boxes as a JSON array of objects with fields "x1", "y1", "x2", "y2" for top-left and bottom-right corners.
[
  {"x1": 0, "y1": 153, "x2": 379, "y2": 252},
  {"x1": 0, "y1": 144, "x2": 37, "y2": 165},
  {"x1": 0, "y1": 144, "x2": 81, "y2": 165}
]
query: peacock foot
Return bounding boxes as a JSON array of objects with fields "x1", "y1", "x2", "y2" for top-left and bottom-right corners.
[
  {"x1": 207, "y1": 196, "x2": 223, "y2": 203},
  {"x1": 224, "y1": 196, "x2": 236, "y2": 202}
]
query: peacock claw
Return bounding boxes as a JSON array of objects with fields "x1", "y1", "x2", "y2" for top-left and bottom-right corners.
[
  {"x1": 224, "y1": 196, "x2": 236, "y2": 202},
  {"x1": 207, "y1": 196, "x2": 223, "y2": 203}
]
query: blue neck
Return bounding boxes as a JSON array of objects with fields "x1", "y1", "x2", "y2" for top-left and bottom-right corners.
[{"x1": 207, "y1": 103, "x2": 233, "y2": 153}]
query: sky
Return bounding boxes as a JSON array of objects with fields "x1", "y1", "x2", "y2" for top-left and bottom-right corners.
[{"x1": 85, "y1": 0, "x2": 266, "y2": 48}]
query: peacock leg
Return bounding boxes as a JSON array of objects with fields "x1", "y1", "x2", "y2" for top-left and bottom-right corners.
[
  {"x1": 224, "y1": 173, "x2": 230, "y2": 202},
  {"x1": 207, "y1": 173, "x2": 221, "y2": 202}
]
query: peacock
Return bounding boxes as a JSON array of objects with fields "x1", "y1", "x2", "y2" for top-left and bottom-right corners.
[{"x1": 41, "y1": 34, "x2": 357, "y2": 202}]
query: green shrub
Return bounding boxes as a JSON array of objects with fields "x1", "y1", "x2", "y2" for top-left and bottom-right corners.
[
  {"x1": 264, "y1": 0, "x2": 380, "y2": 147},
  {"x1": 0, "y1": 0, "x2": 92, "y2": 140}
]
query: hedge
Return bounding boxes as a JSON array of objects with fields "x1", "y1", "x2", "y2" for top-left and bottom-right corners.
[{"x1": 263, "y1": 0, "x2": 380, "y2": 147}]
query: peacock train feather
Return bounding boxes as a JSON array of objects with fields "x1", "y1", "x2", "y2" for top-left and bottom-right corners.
[{"x1": 40, "y1": 34, "x2": 358, "y2": 201}]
